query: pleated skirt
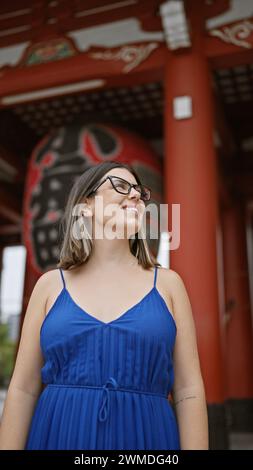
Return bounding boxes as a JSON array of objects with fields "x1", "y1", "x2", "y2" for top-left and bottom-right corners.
[{"x1": 25, "y1": 384, "x2": 180, "y2": 450}]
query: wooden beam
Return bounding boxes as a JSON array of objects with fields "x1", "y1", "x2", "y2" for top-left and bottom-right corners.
[
  {"x1": 0, "y1": 0, "x2": 163, "y2": 48},
  {"x1": 0, "y1": 42, "x2": 166, "y2": 105},
  {"x1": 0, "y1": 224, "x2": 21, "y2": 235},
  {"x1": 205, "y1": 16, "x2": 253, "y2": 69}
]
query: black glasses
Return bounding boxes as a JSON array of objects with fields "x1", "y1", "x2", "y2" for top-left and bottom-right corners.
[{"x1": 89, "y1": 175, "x2": 151, "y2": 201}]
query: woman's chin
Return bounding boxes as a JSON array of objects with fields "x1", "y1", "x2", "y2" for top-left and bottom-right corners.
[{"x1": 124, "y1": 222, "x2": 142, "y2": 238}]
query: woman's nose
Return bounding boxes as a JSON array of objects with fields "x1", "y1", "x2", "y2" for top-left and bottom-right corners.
[{"x1": 129, "y1": 186, "x2": 141, "y2": 199}]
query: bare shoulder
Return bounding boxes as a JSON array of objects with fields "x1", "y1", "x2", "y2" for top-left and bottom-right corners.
[
  {"x1": 158, "y1": 266, "x2": 182, "y2": 282},
  {"x1": 157, "y1": 266, "x2": 186, "y2": 293},
  {"x1": 157, "y1": 267, "x2": 192, "y2": 324},
  {"x1": 35, "y1": 268, "x2": 63, "y2": 316},
  {"x1": 21, "y1": 268, "x2": 62, "y2": 324},
  {"x1": 32, "y1": 268, "x2": 59, "y2": 298},
  {"x1": 160, "y1": 266, "x2": 188, "y2": 290},
  {"x1": 37, "y1": 267, "x2": 61, "y2": 285}
]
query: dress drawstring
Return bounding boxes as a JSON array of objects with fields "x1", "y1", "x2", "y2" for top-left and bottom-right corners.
[{"x1": 98, "y1": 377, "x2": 119, "y2": 422}]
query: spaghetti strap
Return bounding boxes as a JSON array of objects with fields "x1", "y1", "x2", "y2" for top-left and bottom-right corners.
[
  {"x1": 153, "y1": 265, "x2": 158, "y2": 288},
  {"x1": 59, "y1": 268, "x2": 66, "y2": 289}
]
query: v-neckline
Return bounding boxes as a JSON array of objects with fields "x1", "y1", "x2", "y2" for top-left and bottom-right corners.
[{"x1": 64, "y1": 286, "x2": 156, "y2": 326}]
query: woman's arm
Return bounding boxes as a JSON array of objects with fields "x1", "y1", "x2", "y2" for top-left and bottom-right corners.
[
  {"x1": 169, "y1": 270, "x2": 209, "y2": 450},
  {"x1": 0, "y1": 272, "x2": 51, "y2": 450}
]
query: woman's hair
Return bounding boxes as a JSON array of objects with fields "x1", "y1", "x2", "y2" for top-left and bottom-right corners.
[{"x1": 57, "y1": 160, "x2": 162, "y2": 270}]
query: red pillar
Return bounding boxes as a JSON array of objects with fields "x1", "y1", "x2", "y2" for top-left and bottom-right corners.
[
  {"x1": 222, "y1": 201, "x2": 253, "y2": 431},
  {"x1": 163, "y1": 0, "x2": 226, "y2": 448}
]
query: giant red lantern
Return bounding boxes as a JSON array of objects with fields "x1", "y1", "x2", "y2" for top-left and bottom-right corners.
[{"x1": 22, "y1": 122, "x2": 163, "y2": 275}]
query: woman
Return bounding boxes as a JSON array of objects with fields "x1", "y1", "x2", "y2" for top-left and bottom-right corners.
[{"x1": 0, "y1": 160, "x2": 208, "y2": 450}]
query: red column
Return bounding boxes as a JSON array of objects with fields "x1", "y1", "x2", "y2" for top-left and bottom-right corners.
[
  {"x1": 163, "y1": 0, "x2": 225, "y2": 448},
  {"x1": 222, "y1": 201, "x2": 253, "y2": 400}
]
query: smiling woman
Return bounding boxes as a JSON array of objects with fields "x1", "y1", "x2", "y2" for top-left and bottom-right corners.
[
  {"x1": 0, "y1": 160, "x2": 208, "y2": 450},
  {"x1": 58, "y1": 162, "x2": 154, "y2": 270}
]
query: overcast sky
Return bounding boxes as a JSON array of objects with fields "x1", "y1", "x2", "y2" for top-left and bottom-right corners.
[{"x1": 0, "y1": 246, "x2": 26, "y2": 322}]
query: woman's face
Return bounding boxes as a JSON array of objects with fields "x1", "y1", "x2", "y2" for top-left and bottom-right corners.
[{"x1": 85, "y1": 168, "x2": 146, "y2": 239}]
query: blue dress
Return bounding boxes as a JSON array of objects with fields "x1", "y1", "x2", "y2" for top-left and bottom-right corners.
[{"x1": 25, "y1": 266, "x2": 180, "y2": 450}]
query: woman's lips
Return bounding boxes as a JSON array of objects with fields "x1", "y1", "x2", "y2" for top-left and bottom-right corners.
[{"x1": 122, "y1": 207, "x2": 138, "y2": 213}]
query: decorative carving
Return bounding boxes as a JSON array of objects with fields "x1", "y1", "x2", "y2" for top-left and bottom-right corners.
[
  {"x1": 209, "y1": 20, "x2": 253, "y2": 49},
  {"x1": 23, "y1": 38, "x2": 77, "y2": 66},
  {"x1": 89, "y1": 42, "x2": 159, "y2": 73}
]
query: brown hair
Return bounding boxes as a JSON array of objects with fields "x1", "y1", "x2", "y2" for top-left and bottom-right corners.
[{"x1": 57, "y1": 160, "x2": 161, "y2": 270}]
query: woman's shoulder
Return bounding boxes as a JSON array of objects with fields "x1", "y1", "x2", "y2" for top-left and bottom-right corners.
[
  {"x1": 35, "y1": 268, "x2": 65, "y2": 315},
  {"x1": 34, "y1": 268, "x2": 64, "y2": 302},
  {"x1": 157, "y1": 267, "x2": 189, "y2": 305},
  {"x1": 157, "y1": 266, "x2": 184, "y2": 285},
  {"x1": 21, "y1": 269, "x2": 61, "y2": 327},
  {"x1": 37, "y1": 267, "x2": 62, "y2": 286},
  {"x1": 159, "y1": 267, "x2": 194, "y2": 326}
]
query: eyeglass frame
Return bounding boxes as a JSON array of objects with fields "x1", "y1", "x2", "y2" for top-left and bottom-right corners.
[{"x1": 88, "y1": 175, "x2": 151, "y2": 201}]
